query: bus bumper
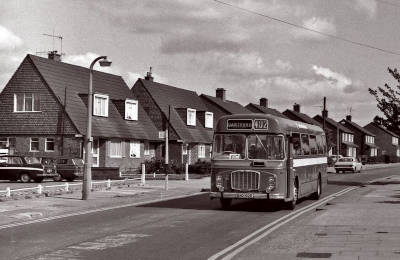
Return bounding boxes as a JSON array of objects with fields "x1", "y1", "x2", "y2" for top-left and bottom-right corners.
[{"x1": 209, "y1": 192, "x2": 285, "y2": 200}]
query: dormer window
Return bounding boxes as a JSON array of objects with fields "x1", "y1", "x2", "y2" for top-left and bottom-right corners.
[
  {"x1": 93, "y1": 93, "x2": 109, "y2": 117},
  {"x1": 125, "y1": 99, "x2": 138, "y2": 120},
  {"x1": 205, "y1": 112, "x2": 213, "y2": 128},
  {"x1": 187, "y1": 108, "x2": 196, "y2": 126}
]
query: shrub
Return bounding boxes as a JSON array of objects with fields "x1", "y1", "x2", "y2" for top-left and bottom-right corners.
[
  {"x1": 188, "y1": 160, "x2": 211, "y2": 175},
  {"x1": 144, "y1": 159, "x2": 182, "y2": 174}
]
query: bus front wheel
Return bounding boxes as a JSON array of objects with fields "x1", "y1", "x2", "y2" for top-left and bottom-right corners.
[
  {"x1": 220, "y1": 198, "x2": 232, "y2": 210},
  {"x1": 311, "y1": 175, "x2": 322, "y2": 200},
  {"x1": 286, "y1": 181, "x2": 298, "y2": 210}
]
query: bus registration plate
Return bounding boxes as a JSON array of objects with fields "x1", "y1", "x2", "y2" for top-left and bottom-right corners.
[{"x1": 237, "y1": 193, "x2": 254, "y2": 199}]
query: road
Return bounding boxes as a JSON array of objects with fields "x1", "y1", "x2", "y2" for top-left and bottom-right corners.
[{"x1": 0, "y1": 166, "x2": 399, "y2": 260}]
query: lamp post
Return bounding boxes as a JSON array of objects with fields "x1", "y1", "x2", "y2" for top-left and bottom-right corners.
[{"x1": 82, "y1": 56, "x2": 112, "y2": 200}]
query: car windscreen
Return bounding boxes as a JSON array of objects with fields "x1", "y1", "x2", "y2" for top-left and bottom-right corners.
[
  {"x1": 72, "y1": 159, "x2": 84, "y2": 166},
  {"x1": 248, "y1": 134, "x2": 284, "y2": 160},
  {"x1": 213, "y1": 134, "x2": 246, "y2": 160},
  {"x1": 24, "y1": 156, "x2": 40, "y2": 164}
]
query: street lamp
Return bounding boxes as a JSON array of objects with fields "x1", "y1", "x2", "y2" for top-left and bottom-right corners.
[{"x1": 82, "y1": 56, "x2": 112, "y2": 200}]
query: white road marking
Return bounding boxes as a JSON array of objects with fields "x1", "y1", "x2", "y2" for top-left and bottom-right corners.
[
  {"x1": 68, "y1": 233, "x2": 149, "y2": 250},
  {"x1": 208, "y1": 186, "x2": 357, "y2": 260},
  {"x1": 0, "y1": 192, "x2": 204, "y2": 230}
]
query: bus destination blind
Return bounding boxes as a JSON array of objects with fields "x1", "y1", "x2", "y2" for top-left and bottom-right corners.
[{"x1": 227, "y1": 119, "x2": 268, "y2": 130}]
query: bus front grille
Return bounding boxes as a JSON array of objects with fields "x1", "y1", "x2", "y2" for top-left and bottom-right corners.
[{"x1": 230, "y1": 170, "x2": 260, "y2": 191}]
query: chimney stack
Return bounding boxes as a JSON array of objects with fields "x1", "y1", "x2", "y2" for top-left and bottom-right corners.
[
  {"x1": 48, "y1": 51, "x2": 61, "y2": 62},
  {"x1": 346, "y1": 115, "x2": 352, "y2": 121},
  {"x1": 293, "y1": 103, "x2": 300, "y2": 113},
  {"x1": 259, "y1": 98, "x2": 268, "y2": 108},
  {"x1": 216, "y1": 88, "x2": 226, "y2": 101},
  {"x1": 145, "y1": 66, "x2": 154, "y2": 81}
]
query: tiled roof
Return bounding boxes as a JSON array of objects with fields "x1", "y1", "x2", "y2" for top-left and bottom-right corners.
[
  {"x1": 283, "y1": 109, "x2": 322, "y2": 127},
  {"x1": 137, "y1": 79, "x2": 213, "y2": 143},
  {"x1": 365, "y1": 122, "x2": 399, "y2": 138},
  {"x1": 314, "y1": 115, "x2": 354, "y2": 134},
  {"x1": 200, "y1": 94, "x2": 251, "y2": 114},
  {"x1": 245, "y1": 103, "x2": 288, "y2": 119},
  {"x1": 340, "y1": 119, "x2": 375, "y2": 136},
  {"x1": 29, "y1": 55, "x2": 159, "y2": 140}
]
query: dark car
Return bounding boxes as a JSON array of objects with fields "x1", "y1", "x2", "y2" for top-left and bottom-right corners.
[
  {"x1": 0, "y1": 155, "x2": 55, "y2": 183},
  {"x1": 55, "y1": 157, "x2": 84, "y2": 182}
]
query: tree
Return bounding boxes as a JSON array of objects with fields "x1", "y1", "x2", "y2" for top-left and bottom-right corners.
[{"x1": 368, "y1": 67, "x2": 400, "y2": 135}]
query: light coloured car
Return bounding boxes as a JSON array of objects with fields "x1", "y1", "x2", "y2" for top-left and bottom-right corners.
[{"x1": 334, "y1": 157, "x2": 362, "y2": 173}]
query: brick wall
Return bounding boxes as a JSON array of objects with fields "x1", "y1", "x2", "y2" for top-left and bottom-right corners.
[
  {"x1": 0, "y1": 57, "x2": 77, "y2": 135},
  {"x1": 200, "y1": 96, "x2": 230, "y2": 129},
  {"x1": 365, "y1": 124, "x2": 399, "y2": 158}
]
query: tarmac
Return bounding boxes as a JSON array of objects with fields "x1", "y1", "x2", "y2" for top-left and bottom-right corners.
[{"x1": 1, "y1": 163, "x2": 400, "y2": 259}]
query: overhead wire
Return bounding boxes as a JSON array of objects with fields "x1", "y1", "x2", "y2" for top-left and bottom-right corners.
[{"x1": 213, "y1": 0, "x2": 400, "y2": 56}]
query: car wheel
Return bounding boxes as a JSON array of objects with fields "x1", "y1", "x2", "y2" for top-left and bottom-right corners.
[
  {"x1": 20, "y1": 173, "x2": 31, "y2": 183},
  {"x1": 53, "y1": 173, "x2": 63, "y2": 182},
  {"x1": 220, "y1": 198, "x2": 232, "y2": 210},
  {"x1": 34, "y1": 178, "x2": 43, "y2": 183}
]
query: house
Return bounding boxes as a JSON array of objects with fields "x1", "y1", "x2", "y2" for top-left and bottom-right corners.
[
  {"x1": 245, "y1": 98, "x2": 288, "y2": 118},
  {"x1": 364, "y1": 122, "x2": 400, "y2": 163},
  {"x1": 0, "y1": 53, "x2": 160, "y2": 170},
  {"x1": 339, "y1": 115, "x2": 377, "y2": 162},
  {"x1": 314, "y1": 113, "x2": 356, "y2": 157},
  {"x1": 132, "y1": 74, "x2": 214, "y2": 167},
  {"x1": 199, "y1": 88, "x2": 252, "y2": 127},
  {"x1": 283, "y1": 104, "x2": 322, "y2": 126}
]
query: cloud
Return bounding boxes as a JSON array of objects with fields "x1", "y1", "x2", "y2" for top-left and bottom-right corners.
[
  {"x1": 63, "y1": 52, "x2": 117, "y2": 74},
  {"x1": 293, "y1": 17, "x2": 336, "y2": 40},
  {"x1": 312, "y1": 65, "x2": 352, "y2": 89},
  {"x1": 353, "y1": 0, "x2": 377, "y2": 18},
  {"x1": 0, "y1": 25, "x2": 23, "y2": 51}
]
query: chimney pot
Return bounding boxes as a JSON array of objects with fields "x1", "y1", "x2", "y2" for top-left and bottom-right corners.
[
  {"x1": 346, "y1": 115, "x2": 352, "y2": 121},
  {"x1": 216, "y1": 88, "x2": 226, "y2": 101},
  {"x1": 293, "y1": 103, "x2": 300, "y2": 113},
  {"x1": 145, "y1": 66, "x2": 154, "y2": 81},
  {"x1": 260, "y1": 98, "x2": 268, "y2": 108}
]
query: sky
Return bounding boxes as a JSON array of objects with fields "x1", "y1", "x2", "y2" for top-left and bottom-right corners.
[{"x1": 1, "y1": 0, "x2": 400, "y2": 126}]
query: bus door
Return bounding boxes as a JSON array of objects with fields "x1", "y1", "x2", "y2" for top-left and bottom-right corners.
[{"x1": 286, "y1": 135, "x2": 294, "y2": 200}]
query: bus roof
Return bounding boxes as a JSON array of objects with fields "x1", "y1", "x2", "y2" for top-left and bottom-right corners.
[{"x1": 216, "y1": 113, "x2": 324, "y2": 135}]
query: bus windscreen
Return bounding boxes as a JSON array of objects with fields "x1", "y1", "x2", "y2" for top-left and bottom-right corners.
[
  {"x1": 248, "y1": 134, "x2": 284, "y2": 160},
  {"x1": 213, "y1": 134, "x2": 246, "y2": 160}
]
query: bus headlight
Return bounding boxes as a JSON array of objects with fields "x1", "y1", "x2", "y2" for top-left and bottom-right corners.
[
  {"x1": 266, "y1": 176, "x2": 276, "y2": 193},
  {"x1": 216, "y1": 175, "x2": 224, "y2": 192}
]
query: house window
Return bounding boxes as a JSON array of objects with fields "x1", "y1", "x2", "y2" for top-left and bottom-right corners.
[
  {"x1": 205, "y1": 112, "x2": 213, "y2": 128},
  {"x1": 125, "y1": 99, "x2": 138, "y2": 120},
  {"x1": 365, "y1": 135, "x2": 375, "y2": 144},
  {"x1": 109, "y1": 140, "x2": 123, "y2": 158},
  {"x1": 144, "y1": 142, "x2": 150, "y2": 156},
  {"x1": 93, "y1": 94, "x2": 109, "y2": 117},
  {"x1": 0, "y1": 138, "x2": 9, "y2": 149},
  {"x1": 187, "y1": 108, "x2": 196, "y2": 126},
  {"x1": 14, "y1": 93, "x2": 40, "y2": 112},
  {"x1": 130, "y1": 141, "x2": 141, "y2": 158},
  {"x1": 45, "y1": 138, "x2": 55, "y2": 152},
  {"x1": 397, "y1": 148, "x2": 400, "y2": 157},
  {"x1": 198, "y1": 144, "x2": 205, "y2": 158},
  {"x1": 30, "y1": 138, "x2": 39, "y2": 152},
  {"x1": 182, "y1": 144, "x2": 188, "y2": 155},
  {"x1": 392, "y1": 137, "x2": 399, "y2": 145},
  {"x1": 370, "y1": 148, "x2": 377, "y2": 157}
]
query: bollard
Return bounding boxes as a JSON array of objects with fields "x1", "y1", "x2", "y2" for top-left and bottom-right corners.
[
  {"x1": 141, "y1": 163, "x2": 146, "y2": 185},
  {"x1": 37, "y1": 184, "x2": 43, "y2": 194},
  {"x1": 107, "y1": 179, "x2": 111, "y2": 189},
  {"x1": 5, "y1": 187, "x2": 11, "y2": 197},
  {"x1": 185, "y1": 163, "x2": 189, "y2": 181},
  {"x1": 165, "y1": 174, "x2": 169, "y2": 191},
  {"x1": 65, "y1": 182, "x2": 69, "y2": 192}
]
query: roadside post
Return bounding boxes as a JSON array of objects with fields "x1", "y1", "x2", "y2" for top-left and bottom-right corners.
[
  {"x1": 185, "y1": 163, "x2": 189, "y2": 181},
  {"x1": 141, "y1": 163, "x2": 146, "y2": 185},
  {"x1": 5, "y1": 187, "x2": 10, "y2": 197}
]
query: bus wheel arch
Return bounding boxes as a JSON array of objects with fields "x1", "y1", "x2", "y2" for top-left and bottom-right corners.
[
  {"x1": 285, "y1": 176, "x2": 298, "y2": 210},
  {"x1": 312, "y1": 173, "x2": 322, "y2": 200}
]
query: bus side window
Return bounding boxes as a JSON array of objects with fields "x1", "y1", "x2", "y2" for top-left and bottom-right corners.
[
  {"x1": 309, "y1": 135, "x2": 318, "y2": 155},
  {"x1": 292, "y1": 133, "x2": 302, "y2": 155},
  {"x1": 300, "y1": 134, "x2": 310, "y2": 155}
]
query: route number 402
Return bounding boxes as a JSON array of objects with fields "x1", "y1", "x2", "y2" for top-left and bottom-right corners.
[{"x1": 253, "y1": 119, "x2": 268, "y2": 130}]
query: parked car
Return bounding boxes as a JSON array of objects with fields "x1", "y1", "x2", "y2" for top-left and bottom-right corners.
[
  {"x1": 0, "y1": 155, "x2": 56, "y2": 183},
  {"x1": 54, "y1": 157, "x2": 84, "y2": 182},
  {"x1": 328, "y1": 155, "x2": 343, "y2": 167},
  {"x1": 38, "y1": 157, "x2": 58, "y2": 178},
  {"x1": 334, "y1": 157, "x2": 363, "y2": 173}
]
